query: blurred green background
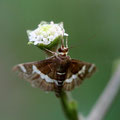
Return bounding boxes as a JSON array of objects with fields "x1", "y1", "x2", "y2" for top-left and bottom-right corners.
[{"x1": 0, "y1": 0, "x2": 120, "y2": 120}]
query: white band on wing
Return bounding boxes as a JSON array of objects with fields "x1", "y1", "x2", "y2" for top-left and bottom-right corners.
[
  {"x1": 19, "y1": 64, "x2": 27, "y2": 73},
  {"x1": 32, "y1": 65, "x2": 54, "y2": 83},
  {"x1": 65, "y1": 65, "x2": 86, "y2": 83}
]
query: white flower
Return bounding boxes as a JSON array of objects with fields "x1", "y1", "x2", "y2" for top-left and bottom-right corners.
[{"x1": 27, "y1": 21, "x2": 68, "y2": 45}]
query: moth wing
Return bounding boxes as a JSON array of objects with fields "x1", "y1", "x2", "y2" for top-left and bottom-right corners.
[
  {"x1": 63, "y1": 59, "x2": 96, "y2": 91},
  {"x1": 13, "y1": 57, "x2": 56, "y2": 91}
]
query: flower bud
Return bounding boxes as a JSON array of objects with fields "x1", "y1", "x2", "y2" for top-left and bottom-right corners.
[{"x1": 27, "y1": 21, "x2": 68, "y2": 51}]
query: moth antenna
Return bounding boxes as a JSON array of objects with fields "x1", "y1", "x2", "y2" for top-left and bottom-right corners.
[
  {"x1": 61, "y1": 39, "x2": 64, "y2": 48},
  {"x1": 65, "y1": 36, "x2": 68, "y2": 48}
]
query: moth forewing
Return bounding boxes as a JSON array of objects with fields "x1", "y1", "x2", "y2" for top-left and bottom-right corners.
[
  {"x1": 63, "y1": 60, "x2": 96, "y2": 91},
  {"x1": 13, "y1": 58, "x2": 56, "y2": 91}
]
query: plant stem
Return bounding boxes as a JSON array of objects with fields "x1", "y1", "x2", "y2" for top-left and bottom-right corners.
[{"x1": 59, "y1": 91, "x2": 79, "y2": 120}]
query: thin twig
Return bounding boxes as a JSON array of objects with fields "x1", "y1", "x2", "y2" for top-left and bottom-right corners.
[{"x1": 79, "y1": 64, "x2": 120, "y2": 120}]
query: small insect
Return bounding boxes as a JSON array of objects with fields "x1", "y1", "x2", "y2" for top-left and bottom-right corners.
[{"x1": 13, "y1": 39, "x2": 96, "y2": 97}]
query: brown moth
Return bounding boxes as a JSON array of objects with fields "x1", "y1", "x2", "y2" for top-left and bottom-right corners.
[{"x1": 13, "y1": 41, "x2": 96, "y2": 97}]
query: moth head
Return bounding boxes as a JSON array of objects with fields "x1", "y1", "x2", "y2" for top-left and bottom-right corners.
[
  {"x1": 58, "y1": 37, "x2": 69, "y2": 56},
  {"x1": 58, "y1": 46, "x2": 68, "y2": 56}
]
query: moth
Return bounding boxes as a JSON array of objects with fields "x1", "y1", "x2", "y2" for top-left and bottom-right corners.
[{"x1": 13, "y1": 40, "x2": 96, "y2": 97}]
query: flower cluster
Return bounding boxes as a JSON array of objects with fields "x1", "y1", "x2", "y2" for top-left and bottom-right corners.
[{"x1": 27, "y1": 21, "x2": 68, "y2": 46}]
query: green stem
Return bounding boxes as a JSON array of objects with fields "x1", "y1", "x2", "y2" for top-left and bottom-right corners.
[{"x1": 59, "y1": 91, "x2": 79, "y2": 120}]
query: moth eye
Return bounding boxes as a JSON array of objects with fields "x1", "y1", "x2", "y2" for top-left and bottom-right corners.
[{"x1": 58, "y1": 48, "x2": 62, "y2": 52}]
